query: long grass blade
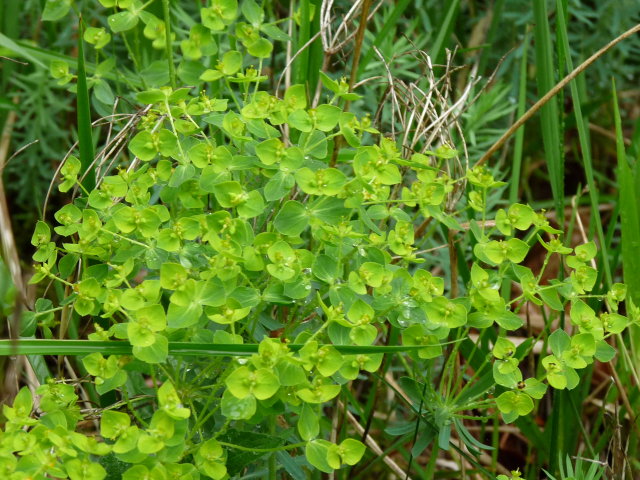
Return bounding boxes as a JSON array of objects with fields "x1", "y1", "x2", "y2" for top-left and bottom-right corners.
[
  {"x1": 0, "y1": 33, "x2": 46, "y2": 68},
  {"x1": 612, "y1": 80, "x2": 640, "y2": 362},
  {"x1": 294, "y1": 0, "x2": 311, "y2": 86},
  {"x1": 556, "y1": 0, "x2": 612, "y2": 287},
  {"x1": 508, "y1": 28, "x2": 530, "y2": 204},
  {"x1": 533, "y1": 0, "x2": 564, "y2": 215},
  {"x1": 4, "y1": 38, "x2": 141, "y2": 86},
  {"x1": 0, "y1": 339, "x2": 458, "y2": 357},
  {"x1": 612, "y1": 81, "x2": 640, "y2": 305},
  {"x1": 76, "y1": 19, "x2": 95, "y2": 191},
  {"x1": 430, "y1": 0, "x2": 460, "y2": 66}
]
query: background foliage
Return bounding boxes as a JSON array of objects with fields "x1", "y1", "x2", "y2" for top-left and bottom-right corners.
[{"x1": 1, "y1": 0, "x2": 640, "y2": 479}]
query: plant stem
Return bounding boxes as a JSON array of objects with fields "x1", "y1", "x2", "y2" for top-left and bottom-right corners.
[{"x1": 218, "y1": 440, "x2": 306, "y2": 453}]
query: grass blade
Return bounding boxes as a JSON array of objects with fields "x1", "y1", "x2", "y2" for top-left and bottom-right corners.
[
  {"x1": 612, "y1": 80, "x2": 640, "y2": 305},
  {"x1": 294, "y1": 0, "x2": 311, "y2": 86},
  {"x1": 76, "y1": 19, "x2": 95, "y2": 192},
  {"x1": 533, "y1": 0, "x2": 564, "y2": 215},
  {"x1": 0, "y1": 339, "x2": 456, "y2": 357},
  {"x1": 0, "y1": 32, "x2": 46, "y2": 69},
  {"x1": 612, "y1": 80, "x2": 640, "y2": 363},
  {"x1": 555, "y1": 0, "x2": 611, "y2": 286},
  {"x1": 430, "y1": 0, "x2": 460, "y2": 66},
  {"x1": 509, "y1": 28, "x2": 530, "y2": 204}
]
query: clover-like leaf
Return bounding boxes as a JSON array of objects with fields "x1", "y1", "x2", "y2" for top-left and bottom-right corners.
[
  {"x1": 195, "y1": 438, "x2": 227, "y2": 480},
  {"x1": 424, "y1": 297, "x2": 467, "y2": 328},
  {"x1": 496, "y1": 391, "x2": 534, "y2": 417},
  {"x1": 225, "y1": 366, "x2": 280, "y2": 400},
  {"x1": 101, "y1": 410, "x2": 131, "y2": 439},
  {"x1": 201, "y1": 0, "x2": 238, "y2": 31}
]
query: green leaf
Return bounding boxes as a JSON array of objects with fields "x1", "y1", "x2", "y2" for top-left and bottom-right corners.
[
  {"x1": 195, "y1": 438, "x2": 227, "y2": 479},
  {"x1": 221, "y1": 388, "x2": 256, "y2": 420},
  {"x1": 201, "y1": 0, "x2": 238, "y2": 31},
  {"x1": 220, "y1": 50, "x2": 243, "y2": 75},
  {"x1": 496, "y1": 391, "x2": 534, "y2": 416},
  {"x1": 42, "y1": 0, "x2": 71, "y2": 21},
  {"x1": 402, "y1": 325, "x2": 442, "y2": 359},
  {"x1": 264, "y1": 171, "x2": 294, "y2": 201},
  {"x1": 65, "y1": 458, "x2": 106, "y2": 480},
  {"x1": 295, "y1": 168, "x2": 346, "y2": 196},
  {"x1": 255, "y1": 138, "x2": 284, "y2": 165},
  {"x1": 160, "y1": 263, "x2": 189, "y2": 290},
  {"x1": 521, "y1": 378, "x2": 547, "y2": 399},
  {"x1": 288, "y1": 110, "x2": 313, "y2": 132},
  {"x1": 493, "y1": 310, "x2": 523, "y2": 330},
  {"x1": 319, "y1": 71, "x2": 340, "y2": 93},
  {"x1": 349, "y1": 324, "x2": 377, "y2": 346},
  {"x1": 241, "y1": 0, "x2": 263, "y2": 24},
  {"x1": 574, "y1": 242, "x2": 597, "y2": 262},
  {"x1": 212, "y1": 181, "x2": 244, "y2": 208},
  {"x1": 132, "y1": 335, "x2": 168, "y2": 363},
  {"x1": 112, "y1": 426, "x2": 140, "y2": 454},
  {"x1": 424, "y1": 297, "x2": 467, "y2": 328},
  {"x1": 83, "y1": 352, "x2": 119, "y2": 379},
  {"x1": 108, "y1": 11, "x2": 139, "y2": 33},
  {"x1": 298, "y1": 403, "x2": 319, "y2": 441},
  {"x1": 101, "y1": 410, "x2": 131, "y2": 439},
  {"x1": 284, "y1": 84, "x2": 307, "y2": 110},
  {"x1": 11, "y1": 387, "x2": 33, "y2": 418},
  {"x1": 602, "y1": 312, "x2": 628, "y2": 334},
  {"x1": 492, "y1": 337, "x2": 516, "y2": 360},
  {"x1": 492, "y1": 362, "x2": 522, "y2": 389},
  {"x1": 167, "y1": 303, "x2": 202, "y2": 328},
  {"x1": 314, "y1": 104, "x2": 341, "y2": 131},
  {"x1": 84, "y1": 27, "x2": 111, "y2": 49},
  {"x1": 260, "y1": 24, "x2": 290, "y2": 42},
  {"x1": 594, "y1": 340, "x2": 616, "y2": 362},
  {"x1": 541, "y1": 354, "x2": 578, "y2": 390},
  {"x1": 549, "y1": 329, "x2": 571, "y2": 357},
  {"x1": 506, "y1": 238, "x2": 529, "y2": 263},
  {"x1": 96, "y1": 370, "x2": 127, "y2": 395},
  {"x1": 31, "y1": 221, "x2": 51, "y2": 247},
  {"x1": 539, "y1": 287, "x2": 563, "y2": 311},
  {"x1": 247, "y1": 37, "x2": 273, "y2": 58},
  {"x1": 312, "y1": 255, "x2": 339, "y2": 283},
  {"x1": 347, "y1": 299, "x2": 374, "y2": 325},
  {"x1": 305, "y1": 440, "x2": 334, "y2": 473},
  {"x1": 338, "y1": 438, "x2": 366, "y2": 465},
  {"x1": 274, "y1": 200, "x2": 308, "y2": 236},
  {"x1": 225, "y1": 366, "x2": 280, "y2": 400},
  {"x1": 237, "y1": 190, "x2": 265, "y2": 218},
  {"x1": 129, "y1": 131, "x2": 157, "y2": 161}
]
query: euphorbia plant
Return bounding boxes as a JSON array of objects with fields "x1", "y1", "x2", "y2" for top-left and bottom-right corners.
[{"x1": 2, "y1": 1, "x2": 637, "y2": 479}]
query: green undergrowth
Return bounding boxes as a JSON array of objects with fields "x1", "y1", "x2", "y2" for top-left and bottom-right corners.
[{"x1": 1, "y1": 1, "x2": 639, "y2": 479}]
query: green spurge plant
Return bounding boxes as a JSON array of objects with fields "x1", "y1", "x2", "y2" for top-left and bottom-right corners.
[{"x1": 2, "y1": 1, "x2": 639, "y2": 479}]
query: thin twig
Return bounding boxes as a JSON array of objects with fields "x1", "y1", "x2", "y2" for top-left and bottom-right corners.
[
  {"x1": 475, "y1": 22, "x2": 640, "y2": 167},
  {"x1": 340, "y1": 402, "x2": 414, "y2": 480}
]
